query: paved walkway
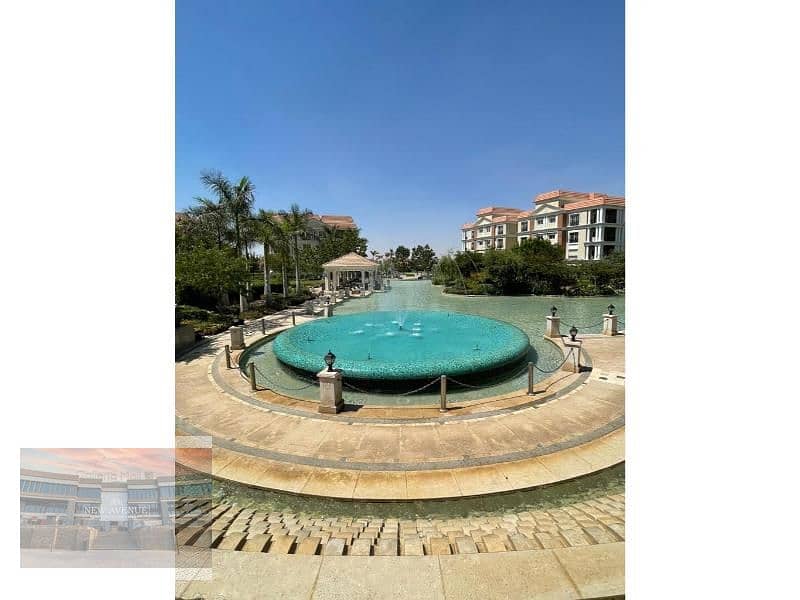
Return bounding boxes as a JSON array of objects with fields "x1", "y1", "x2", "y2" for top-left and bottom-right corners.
[
  {"x1": 174, "y1": 493, "x2": 624, "y2": 598},
  {"x1": 177, "y1": 545, "x2": 624, "y2": 599},
  {"x1": 176, "y1": 313, "x2": 625, "y2": 500}
]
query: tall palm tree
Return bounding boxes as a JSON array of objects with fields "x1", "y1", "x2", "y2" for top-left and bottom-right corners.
[
  {"x1": 279, "y1": 203, "x2": 313, "y2": 295},
  {"x1": 200, "y1": 171, "x2": 256, "y2": 312},
  {"x1": 256, "y1": 209, "x2": 279, "y2": 302}
]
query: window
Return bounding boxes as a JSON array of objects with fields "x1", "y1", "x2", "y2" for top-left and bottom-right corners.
[
  {"x1": 470, "y1": 242, "x2": 475, "y2": 250},
  {"x1": 519, "y1": 221, "x2": 528, "y2": 232},
  {"x1": 589, "y1": 209, "x2": 598, "y2": 224},
  {"x1": 78, "y1": 487, "x2": 101, "y2": 499},
  {"x1": 496, "y1": 240, "x2": 504, "y2": 249},
  {"x1": 536, "y1": 218, "x2": 544, "y2": 225},
  {"x1": 548, "y1": 216, "x2": 556, "y2": 224},
  {"x1": 21, "y1": 500, "x2": 68, "y2": 514},
  {"x1": 568, "y1": 232, "x2": 579, "y2": 244},
  {"x1": 20, "y1": 480, "x2": 77, "y2": 496},
  {"x1": 588, "y1": 246, "x2": 596, "y2": 259},
  {"x1": 589, "y1": 227, "x2": 597, "y2": 241},
  {"x1": 603, "y1": 228, "x2": 616, "y2": 242},
  {"x1": 605, "y1": 208, "x2": 618, "y2": 224},
  {"x1": 519, "y1": 236, "x2": 528, "y2": 242},
  {"x1": 569, "y1": 214, "x2": 579, "y2": 226},
  {"x1": 128, "y1": 488, "x2": 158, "y2": 501},
  {"x1": 547, "y1": 233, "x2": 556, "y2": 240},
  {"x1": 496, "y1": 226, "x2": 504, "y2": 235}
]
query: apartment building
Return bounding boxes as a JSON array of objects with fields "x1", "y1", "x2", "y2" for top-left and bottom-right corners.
[
  {"x1": 461, "y1": 190, "x2": 625, "y2": 260},
  {"x1": 460, "y1": 207, "x2": 528, "y2": 252}
]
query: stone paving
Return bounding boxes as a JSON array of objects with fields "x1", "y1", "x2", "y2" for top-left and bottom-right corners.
[{"x1": 175, "y1": 492, "x2": 625, "y2": 557}]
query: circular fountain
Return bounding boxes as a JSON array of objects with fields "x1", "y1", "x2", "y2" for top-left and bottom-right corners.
[{"x1": 272, "y1": 310, "x2": 530, "y2": 383}]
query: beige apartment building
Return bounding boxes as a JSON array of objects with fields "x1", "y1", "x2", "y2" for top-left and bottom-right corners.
[{"x1": 460, "y1": 190, "x2": 625, "y2": 260}]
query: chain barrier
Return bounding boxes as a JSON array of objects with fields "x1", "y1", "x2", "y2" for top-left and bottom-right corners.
[
  {"x1": 341, "y1": 379, "x2": 373, "y2": 394},
  {"x1": 557, "y1": 314, "x2": 625, "y2": 330},
  {"x1": 561, "y1": 320, "x2": 605, "y2": 330},
  {"x1": 399, "y1": 377, "x2": 443, "y2": 396},
  {"x1": 445, "y1": 358, "x2": 531, "y2": 390},
  {"x1": 250, "y1": 363, "x2": 317, "y2": 392},
  {"x1": 533, "y1": 347, "x2": 575, "y2": 374}
]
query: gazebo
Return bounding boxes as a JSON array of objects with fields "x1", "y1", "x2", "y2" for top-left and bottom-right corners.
[{"x1": 322, "y1": 252, "x2": 382, "y2": 294}]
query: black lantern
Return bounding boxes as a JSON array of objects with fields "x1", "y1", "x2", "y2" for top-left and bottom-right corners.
[
  {"x1": 550, "y1": 305, "x2": 558, "y2": 317},
  {"x1": 607, "y1": 303, "x2": 615, "y2": 315},
  {"x1": 569, "y1": 325, "x2": 578, "y2": 341},
  {"x1": 324, "y1": 350, "x2": 336, "y2": 372}
]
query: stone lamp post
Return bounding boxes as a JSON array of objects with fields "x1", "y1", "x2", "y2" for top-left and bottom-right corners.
[
  {"x1": 562, "y1": 325, "x2": 582, "y2": 373},
  {"x1": 603, "y1": 303, "x2": 619, "y2": 336},
  {"x1": 544, "y1": 306, "x2": 561, "y2": 338},
  {"x1": 318, "y1": 350, "x2": 343, "y2": 414}
]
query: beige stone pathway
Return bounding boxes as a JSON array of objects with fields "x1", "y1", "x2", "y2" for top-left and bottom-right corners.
[{"x1": 176, "y1": 315, "x2": 625, "y2": 500}]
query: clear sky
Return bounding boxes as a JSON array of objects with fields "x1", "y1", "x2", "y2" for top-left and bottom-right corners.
[{"x1": 176, "y1": 0, "x2": 624, "y2": 257}]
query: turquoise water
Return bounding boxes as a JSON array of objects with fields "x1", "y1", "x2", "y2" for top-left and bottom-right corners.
[
  {"x1": 273, "y1": 310, "x2": 530, "y2": 381},
  {"x1": 244, "y1": 281, "x2": 624, "y2": 406}
]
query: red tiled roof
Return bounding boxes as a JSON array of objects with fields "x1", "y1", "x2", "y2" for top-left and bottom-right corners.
[
  {"x1": 475, "y1": 206, "x2": 526, "y2": 216},
  {"x1": 534, "y1": 190, "x2": 625, "y2": 205},
  {"x1": 318, "y1": 215, "x2": 357, "y2": 229},
  {"x1": 561, "y1": 197, "x2": 626, "y2": 211}
]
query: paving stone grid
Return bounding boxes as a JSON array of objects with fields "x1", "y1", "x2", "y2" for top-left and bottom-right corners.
[{"x1": 175, "y1": 493, "x2": 624, "y2": 557}]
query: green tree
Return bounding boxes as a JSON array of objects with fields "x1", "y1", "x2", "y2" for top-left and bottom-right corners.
[
  {"x1": 410, "y1": 244, "x2": 437, "y2": 272},
  {"x1": 176, "y1": 247, "x2": 249, "y2": 306},
  {"x1": 317, "y1": 226, "x2": 368, "y2": 264},
  {"x1": 279, "y1": 203, "x2": 313, "y2": 295},
  {"x1": 187, "y1": 196, "x2": 228, "y2": 249},
  {"x1": 199, "y1": 171, "x2": 255, "y2": 311},
  {"x1": 394, "y1": 245, "x2": 411, "y2": 271},
  {"x1": 255, "y1": 209, "x2": 280, "y2": 302}
]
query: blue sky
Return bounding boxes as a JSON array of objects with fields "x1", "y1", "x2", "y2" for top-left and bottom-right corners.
[{"x1": 177, "y1": 0, "x2": 623, "y2": 256}]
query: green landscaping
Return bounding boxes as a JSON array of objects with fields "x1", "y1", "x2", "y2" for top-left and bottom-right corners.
[{"x1": 433, "y1": 238, "x2": 624, "y2": 296}]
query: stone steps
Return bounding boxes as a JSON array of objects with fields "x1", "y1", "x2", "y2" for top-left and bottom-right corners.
[{"x1": 177, "y1": 492, "x2": 625, "y2": 557}]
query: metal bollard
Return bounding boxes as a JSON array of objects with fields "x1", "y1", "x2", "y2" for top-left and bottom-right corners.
[
  {"x1": 292, "y1": 311, "x2": 296, "y2": 326},
  {"x1": 248, "y1": 363, "x2": 257, "y2": 391},
  {"x1": 225, "y1": 345, "x2": 232, "y2": 369},
  {"x1": 527, "y1": 362, "x2": 534, "y2": 395},
  {"x1": 439, "y1": 375, "x2": 447, "y2": 412},
  {"x1": 261, "y1": 318, "x2": 266, "y2": 334}
]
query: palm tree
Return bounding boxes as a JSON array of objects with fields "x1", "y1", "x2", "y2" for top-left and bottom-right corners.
[
  {"x1": 255, "y1": 209, "x2": 279, "y2": 302},
  {"x1": 370, "y1": 249, "x2": 380, "y2": 261},
  {"x1": 274, "y1": 227, "x2": 291, "y2": 301},
  {"x1": 189, "y1": 196, "x2": 227, "y2": 249},
  {"x1": 200, "y1": 171, "x2": 256, "y2": 312},
  {"x1": 279, "y1": 203, "x2": 313, "y2": 295}
]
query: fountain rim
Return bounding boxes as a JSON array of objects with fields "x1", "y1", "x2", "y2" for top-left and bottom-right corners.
[{"x1": 270, "y1": 309, "x2": 531, "y2": 381}]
